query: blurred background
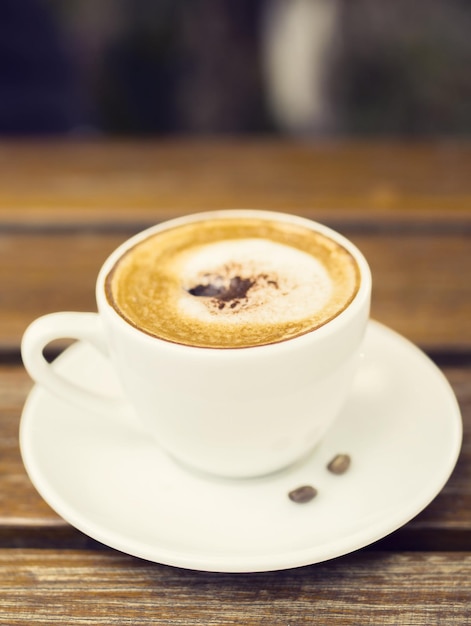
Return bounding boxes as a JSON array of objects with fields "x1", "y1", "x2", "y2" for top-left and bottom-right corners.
[{"x1": 0, "y1": 0, "x2": 469, "y2": 137}]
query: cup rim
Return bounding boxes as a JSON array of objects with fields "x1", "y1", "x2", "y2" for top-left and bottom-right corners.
[{"x1": 96, "y1": 209, "x2": 372, "y2": 353}]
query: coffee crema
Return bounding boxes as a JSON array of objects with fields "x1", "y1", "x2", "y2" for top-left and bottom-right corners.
[{"x1": 105, "y1": 217, "x2": 360, "y2": 348}]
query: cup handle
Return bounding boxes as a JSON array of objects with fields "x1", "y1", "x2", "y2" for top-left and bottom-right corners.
[{"x1": 21, "y1": 311, "x2": 129, "y2": 418}]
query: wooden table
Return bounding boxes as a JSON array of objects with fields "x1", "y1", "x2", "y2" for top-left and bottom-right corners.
[{"x1": 1, "y1": 140, "x2": 470, "y2": 624}]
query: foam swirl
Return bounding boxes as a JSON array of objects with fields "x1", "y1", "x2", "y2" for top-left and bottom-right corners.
[{"x1": 179, "y1": 239, "x2": 332, "y2": 327}]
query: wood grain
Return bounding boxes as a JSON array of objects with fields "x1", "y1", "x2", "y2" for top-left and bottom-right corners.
[
  {"x1": 0, "y1": 141, "x2": 469, "y2": 226},
  {"x1": 0, "y1": 550, "x2": 470, "y2": 625}
]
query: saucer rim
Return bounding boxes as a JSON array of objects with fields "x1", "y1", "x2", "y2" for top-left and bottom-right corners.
[{"x1": 20, "y1": 320, "x2": 463, "y2": 572}]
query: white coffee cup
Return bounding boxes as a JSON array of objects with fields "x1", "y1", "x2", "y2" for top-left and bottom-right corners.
[{"x1": 21, "y1": 210, "x2": 371, "y2": 478}]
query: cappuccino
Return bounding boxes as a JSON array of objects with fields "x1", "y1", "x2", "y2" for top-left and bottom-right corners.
[{"x1": 105, "y1": 216, "x2": 360, "y2": 348}]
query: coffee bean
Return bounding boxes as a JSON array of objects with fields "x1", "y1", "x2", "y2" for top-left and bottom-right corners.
[
  {"x1": 327, "y1": 454, "x2": 351, "y2": 475},
  {"x1": 288, "y1": 485, "x2": 317, "y2": 504}
]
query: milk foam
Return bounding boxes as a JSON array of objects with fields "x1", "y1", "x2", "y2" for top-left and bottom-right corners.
[
  {"x1": 178, "y1": 239, "x2": 332, "y2": 326},
  {"x1": 106, "y1": 217, "x2": 360, "y2": 348}
]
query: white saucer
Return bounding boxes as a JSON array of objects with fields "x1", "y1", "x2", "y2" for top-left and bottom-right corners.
[{"x1": 20, "y1": 321, "x2": 462, "y2": 573}]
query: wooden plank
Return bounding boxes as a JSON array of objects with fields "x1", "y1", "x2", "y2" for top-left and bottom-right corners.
[
  {"x1": 0, "y1": 141, "x2": 469, "y2": 226},
  {"x1": 358, "y1": 232, "x2": 471, "y2": 352},
  {"x1": 0, "y1": 364, "x2": 469, "y2": 550},
  {"x1": 0, "y1": 550, "x2": 470, "y2": 625},
  {"x1": 0, "y1": 367, "x2": 57, "y2": 530},
  {"x1": 0, "y1": 233, "x2": 123, "y2": 352},
  {"x1": 1, "y1": 231, "x2": 470, "y2": 352}
]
